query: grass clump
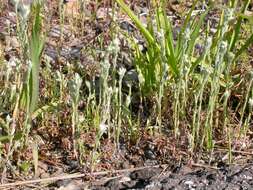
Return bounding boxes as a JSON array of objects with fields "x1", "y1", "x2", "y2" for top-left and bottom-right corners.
[{"x1": 116, "y1": 0, "x2": 253, "y2": 155}]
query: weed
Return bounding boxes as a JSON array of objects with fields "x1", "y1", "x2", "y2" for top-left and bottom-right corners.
[{"x1": 116, "y1": 0, "x2": 253, "y2": 152}]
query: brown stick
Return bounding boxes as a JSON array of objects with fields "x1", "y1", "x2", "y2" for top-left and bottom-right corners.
[
  {"x1": 216, "y1": 148, "x2": 253, "y2": 156},
  {"x1": 191, "y1": 162, "x2": 218, "y2": 170},
  {"x1": 0, "y1": 164, "x2": 164, "y2": 189},
  {"x1": 0, "y1": 173, "x2": 85, "y2": 189}
]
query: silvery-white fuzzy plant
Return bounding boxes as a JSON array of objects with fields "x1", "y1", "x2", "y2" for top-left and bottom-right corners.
[
  {"x1": 203, "y1": 8, "x2": 234, "y2": 149},
  {"x1": 116, "y1": 67, "x2": 126, "y2": 147},
  {"x1": 10, "y1": 0, "x2": 32, "y2": 19},
  {"x1": 221, "y1": 51, "x2": 234, "y2": 162},
  {"x1": 69, "y1": 73, "x2": 83, "y2": 157},
  {"x1": 12, "y1": 0, "x2": 31, "y2": 62},
  {"x1": 240, "y1": 71, "x2": 253, "y2": 136}
]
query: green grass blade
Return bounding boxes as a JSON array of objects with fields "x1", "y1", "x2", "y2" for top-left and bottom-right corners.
[
  {"x1": 28, "y1": 2, "x2": 44, "y2": 113},
  {"x1": 210, "y1": 10, "x2": 225, "y2": 53},
  {"x1": 160, "y1": 3, "x2": 179, "y2": 76},
  {"x1": 186, "y1": 11, "x2": 208, "y2": 56},
  {"x1": 116, "y1": 0, "x2": 155, "y2": 45},
  {"x1": 176, "y1": 0, "x2": 199, "y2": 57},
  {"x1": 233, "y1": 33, "x2": 253, "y2": 62},
  {"x1": 229, "y1": 0, "x2": 250, "y2": 51}
]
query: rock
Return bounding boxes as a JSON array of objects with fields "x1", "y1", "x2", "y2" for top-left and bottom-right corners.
[{"x1": 123, "y1": 69, "x2": 139, "y2": 87}]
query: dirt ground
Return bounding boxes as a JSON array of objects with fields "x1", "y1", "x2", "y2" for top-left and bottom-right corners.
[
  {"x1": 90, "y1": 163, "x2": 253, "y2": 190},
  {"x1": 16, "y1": 162, "x2": 253, "y2": 189}
]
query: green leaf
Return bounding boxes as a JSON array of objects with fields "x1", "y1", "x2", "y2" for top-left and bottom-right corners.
[
  {"x1": 176, "y1": 0, "x2": 199, "y2": 57},
  {"x1": 186, "y1": 10, "x2": 208, "y2": 56},
  {"x1": 28, "y1": 2, "x2": 45, "y2": 114},
  {"x1": 229, "y1": 0, "x2": 250, "y2": 51},
  {"x1": 116, "y1": 0, "x2": 155, "y2": 45},
  {"x1": 160, "y1": 3, "x2": 179, "y2": 76}
]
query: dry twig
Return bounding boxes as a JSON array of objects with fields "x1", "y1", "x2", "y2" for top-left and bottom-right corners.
[{"x1": 0, "y1": 164, "x2": 164, "y2": 189}]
